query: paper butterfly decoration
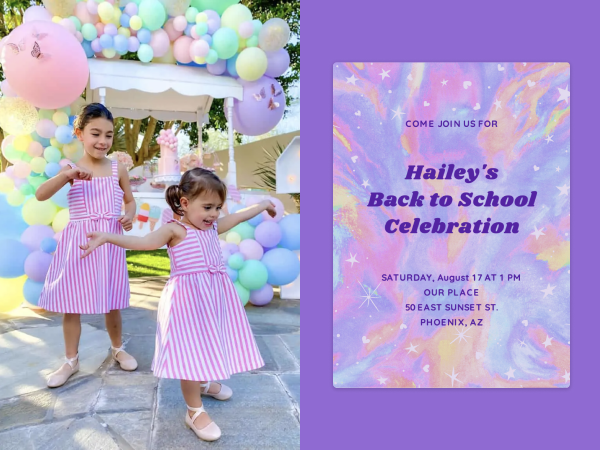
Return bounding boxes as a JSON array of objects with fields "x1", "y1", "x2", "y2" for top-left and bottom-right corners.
[
  {"x1": 6, "y1": 39, "x2": 25, "y2": 54},
  {"x1": 253, "y1": 87, "x2": 266, "y2": 101},
  {"x1": 268, "y1": 98, "x2": 280, "y2": 110},
  {"x1": 31, "y1": 42, "x2": 50, "y2": 60},
  {"x1": 270, "y1": 84, "x2": 282, "y2": 97}
]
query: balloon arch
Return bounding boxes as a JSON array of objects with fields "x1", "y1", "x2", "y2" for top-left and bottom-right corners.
[{"x1": 0, "y1": 0, "x2": 299, "y2": 312}]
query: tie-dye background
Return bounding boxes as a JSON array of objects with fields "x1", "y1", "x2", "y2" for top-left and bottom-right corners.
[{"x1": 333, "y1": 62, "x2": 570, "y2": 388}]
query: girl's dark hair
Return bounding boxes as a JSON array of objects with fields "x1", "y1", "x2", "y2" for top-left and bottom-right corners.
[
  {"x1": 73, "y1": 103, "x2": 114, "y2": 130},
  {"x1": 166, "y1": 168, "x2": 227, "y2": 216}
]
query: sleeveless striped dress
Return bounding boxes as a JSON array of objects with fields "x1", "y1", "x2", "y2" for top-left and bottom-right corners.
[
  {"x1": 152, "y1": 220, "x2": 264, "y2": 381},
  {"x1": 39, "y1": 160, "x2": 130, "y2": 314}
]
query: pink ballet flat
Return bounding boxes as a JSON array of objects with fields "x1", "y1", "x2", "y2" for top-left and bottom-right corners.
[
  {"x1": 47, "y1": 354, "x2": 79, "y2": 388},
  {"x1": 185, "y1": 404, "x2": 221, "y2": 441},
  {"x1": 200, "y1": 381, "x2": 233, "y2": 401},
  {"x1": 111, "y1": 345, "x2": 138, "y2": 371}
]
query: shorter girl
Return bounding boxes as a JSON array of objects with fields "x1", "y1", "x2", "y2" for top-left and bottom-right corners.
[{"x1": 81, "y1": 168, "x2": 275, "y2": 442}]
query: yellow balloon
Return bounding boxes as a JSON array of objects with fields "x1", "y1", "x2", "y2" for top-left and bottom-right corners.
[
  {"x1": 52, "y1": 16, "x2": 62, "y2": 23},
  {"x1": 98, "y1": 2, "x2": 114, "y2": 22},
  {"x1": 0, "y1": 97, "x2": 39, "y2": 136},
  {"x1": 226, "y1": 231, "x2": 241, "y2": 245},
  {"x1": 112, "y1": 7, "x2": 122, "y2": 26},
  {"x1": 52, "y1": 208, "x2": 70, "y2": 232},
  {"x1": 102, "y1": 48, "x2": 117, "y2": 58},
  {"x1": 63, "y1": 141, "x2": 84, "y2": 162},
  {"x1": 31, "y1": 157, "x2": 47, "y2": 174},
  {"x1": 14, "y1": 134, "x2": 33, "y2": 152},
  {"x1": 53, "y1": 111, "x2": 69, "y2": 126},
  {"x1": 236, "y1": 47, "x2": 268, "y2": 81},
  {"x1": 238, "y1": 38, "x2": 247, "y2": 51},
  {"x1": 118, "y1": 27, "x2": 131, "y2": 38},
  {"x1": 70, "y1": 97, "x2": 87, "y2": 116},
  {"x1": 193, "y1": 56, "x2": 207, "y2": 64},
  {"x1": 7, "y1": 190, "x2": 25, "y2": 206},
  {"x1": 153, "y1": 44, "x2": 176, "y2": 64},
  {"x1": 0, "y1": 175, "x2": 15, "y2": 193},
  {"x1": 196, "y1": 12, "x2": 208, "y2": 23},
  {"x1": 221, "y1": 4, "x2": 252, "y2": 33},
  {"x1": 0, "y1": 276, "x2": 26, "y2": 313},
  {"x1": 130, "y1": 15, "x2": 142, "y2": 31},
  {"x1": 22, "y1": 198, "x2": 57, "y2": 225}
]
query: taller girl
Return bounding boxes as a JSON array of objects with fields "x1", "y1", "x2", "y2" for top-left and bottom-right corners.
[{"x1": 36, "y1": 103, "x2": 138, "y2": 388}]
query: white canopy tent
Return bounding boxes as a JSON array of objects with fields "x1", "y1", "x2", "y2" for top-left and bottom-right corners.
[{"x1": 84, "y1": 58, "x2": 243, "y2": 188}]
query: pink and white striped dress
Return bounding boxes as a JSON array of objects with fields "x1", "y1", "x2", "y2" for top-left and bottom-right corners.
[
  {"x1": 39, "y1": 161, "x2": 130, "y2": 314},
  {"x1": 152, "y1": 220, "x2": 264, "y2": 381}
]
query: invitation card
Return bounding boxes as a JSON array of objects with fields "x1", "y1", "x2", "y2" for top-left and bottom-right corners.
[{"x1": 333, "y1": 62, "x2": 570, "y2": 388}]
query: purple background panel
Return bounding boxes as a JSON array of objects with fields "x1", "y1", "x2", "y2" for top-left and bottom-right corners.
[{"x1": 302, "y1": 0, "x2": 599, "y2": 447}]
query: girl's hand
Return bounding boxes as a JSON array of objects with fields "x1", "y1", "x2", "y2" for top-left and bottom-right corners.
[
  {"x1": 118, "y1": 214, "x2": 133, "y2": 231},
  {"x1": 79, "y1": 232, "x2": 107, "y2": 258},
  {"x1": 66, "y1": 167, "x2": 93, "y2": 181},
  {"x1": 262, "y1": 200, "x2": 277, "y2": 218}
]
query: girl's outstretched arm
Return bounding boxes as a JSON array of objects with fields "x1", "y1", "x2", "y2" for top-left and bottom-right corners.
[
  {"x1": 80, "y1": 222, "x2": 185, "y2": 258},
  {"x1": 35, "y1": 165, "x2": 92, "y2": 201},
  {"x1": 217, "y1": 200, "x2": 277, "y2": 234}
]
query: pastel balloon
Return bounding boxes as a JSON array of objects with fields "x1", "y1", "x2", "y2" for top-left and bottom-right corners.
[
  {"x1": 234, "y1": 281, "x2": 249, "y2": 306},
  {"x1": 40, "y1": 237, "x2": 58, "y2": 253},
  {"x1": 13, "y1": 161, "x2": 32, "y2": 179},
  {"x1": 23, "y1": 279, "x2": 44, "y2": 306},
  {"x1": 152, "y1": 42, "x2": 176, "y2": 64},
  {"x1": 249, "y1": 283, "x2": 273, "y2": 306},
  {"x1": 164, "y1": 18, "x2": 183, "y2": 41},
  {"x1": 60, "y1": 18, "x2": 77, "y2": 35},
  {"x1": 27, "y1": 141, "x2": 44, "y2": 158},
  {"x1": 160, "y1": 0, "x2": 190, "y2": 16},
  {"x1": 149, "y1": 28, "x2": 169, "y2": 56},
  {"x1": 238, "y1": 239, "x2": 264, "y2": 261},
  {"x1": 212, "y1": 27, "x2": 238, "y2": 60},
  {"x1": 0, "y1": 80, "x2": 17, "y2": 97},
  {"x1": 3, "y1": 21, "x2": 89, "y2": 109},
  {"x1": 190, "y1": 0, "x2": 239, "y2": 16},
  {"x1": 52, "y1": 208, "x2": 70, "y2": 232},
  {"x1": 127, "y1": 36, "x2": 140, "y2": 52},
  {"x1": 173, "y1": 15, "x2": 187, "y2": 32},
  {"x1": 221, "y1": 4, "x2": 252, "y2": 32},
  {"x1": 42, "y1": 0, "x2": 78, "y2": 18},
  {"x1": 51, "y1": 183, "x2": 71, "y2": 208},
  {"x1": 228, "y1": 252, "x2": 244, "y2": 270},
  {"x1": 85, "y1": 0, "x2": 99, "y2": 16},
  {"x1": 238, "y1": 259, "x2": 268, "y2": 291},
  {"x1": 258, "y1": 18, "x2": 290, "y2": 52},
  {"x1": 137, "y1": 43, "x2": 154, "y2": 62},
  {"x1": 91, "y1": 38, "x2": 102, "y2": 53},
  {"x1": 173, "y1": 35, "x2": 193, "y2": 63},
  {"x1": 261, "y1": 248, "x2": 299, "y2": 286},
  {"x1": 262, "y1": 197, "x2": 285, "y2": 222},
  {"x1": 232, "y1": 76, "x2": 285, "y2": 136},
  {"x1": 0, "y1": 276, "x2": 26, "y2": 312},
  {"x1": 0, "y1": 239, "x2": 30, "y2": 278},
  {"x1": 138, "y1": 0, "x2": 166, "y2": 31},
  {"x1": 254, "y1": 221, "x2": 282, "y2": 248},
  {"x1": 24, "y1": 251, "x2": 53, "y2": 282},
  {"x1": 0, "y1": 97, "x2": 39, "y2": 136},
  {"x1": 21, "y1": 224, "x2": 55, "y2": 251},
  {"x1": 238, "y1": 20, "x2": 254, "y2": 39},
  {"x1": 23, "y1": 6, "x2": 52, "y2": 23},
  {"x1": 207, "y1": 59, "x2": 226, "y2": 75},
  {"x1": 189, "y1": 39, "x2": 209, "y2": 58},
  {"x1": 104, "y1": 23, "x2": 118, "y2": 36},
  {"x1": 137, "y1": 28, "x2": 152, "y2": 44},
  {"x1": 124, "y1": 2, "x2": 138, "y2": 16},
  {"x1": 236, "y1": 47, "x2": 268, "y2": 81},
  {"x1": 265, "y1": 48, "x2": 290, "y2": 78}
]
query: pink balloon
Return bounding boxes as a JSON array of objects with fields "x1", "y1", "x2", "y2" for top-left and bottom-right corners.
[
  {"x1": 238, "y1": 21, "x2": 253, "y2": 39},
  {"x1": 164, "y1": 18, "x2": 183, "y2": 41},
  {"x1": 95, "y1": 22, "x2": 105, "y2": 35},
  {"x1": 75, "y1": 31, "x2": 83, "y2": 43},
  {"x1": 189, "y1": 39, "x2": 209, "y2": 58},
  {"x1": 2, "y1": 135, "x2": 15, "y2": 151},
  {"x1": 60, "y1": 18, "x2": 76, "y2": 35},
  {"x1": 173, "y1": 15, "x2": 187, "y2": 32},
  {"x1": 173, "y1": 36, "x2": 193, "y2": 64},
  {"x1": 59, "y1": 159, "x2": 72, "y2": 167},
  {"x1": 191, "y1": 26, "x2": 200, "y2": 40},
  {"x1": 76, "y1": 2, "x2": 98, "y2": 23},
  {"x1": 239, "y1": 239, "x2": 264, "y2": 261},
  {"x1": 14, "y1": 161, "x2": 31, "y2": 179},
  {"x1": 150, "y1": 29, "x2": 170, "y2": 57},
  {"x1": 0, "y1": 79, "x2": 17, "y2": 97},
  {"x1": 27, "y1": 141, "x2": 44, "y2": 157},
  {"x1": 36, "y1": 119, "x2": 57, "y2": 139},
  {"x1": 23, "y1": 6, "x2": 52, "y2": 23},
  {"x1": 86, "y1": 0, "x2": 99, "y2": 15},
  {"x1": 262, "y1": 197, "x2": 285, "y2": 222}
]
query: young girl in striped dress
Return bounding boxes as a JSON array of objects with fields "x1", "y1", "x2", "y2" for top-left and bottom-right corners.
[
  {"x1": 36, "y1": 103, "x2": 138, "y2": 388},
  {"x1": 81, "y1": 168, "x2": 273, "y2": 442}
]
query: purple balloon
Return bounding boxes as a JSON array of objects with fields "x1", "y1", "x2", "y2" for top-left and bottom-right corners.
[
  {"x1": 204, "y1": 10, "x2": 220, "y2": 34},
  {"x1": 127, "y1": 36, "x2": 140, "y2": 52},
  {"x1": 221, "y1": 249, "x2": 231, "y2": 262},
  {"x1": 254, "y1": 221, "x2": 282, "y2": 248},
  {"x1": 249, "y1": 284, "x2": 274, "y2": 306},
  {"x1": 224, "y1": 243, "x2": 239, "y2": 254},
  {"x1": 239, "y1": 239, "x2": 264, "y2": 261},
  {"x1": 207, "y1": 58, "x2": 227, "y2": 75},
  {"x1": 232, "y1": 76, "x2": 286, "y2": 136},
  {"x1": 91, "y1": 38, "x2": 102, "y2": 53},
  {"x1": 24, "y1": 251, "x2": 52, "y2": 282},
  {"x1": 265, "y1": 49, "x2": 290, "y2": 78},
  {"x1": 21, "y1": 225, "x2": 55, "y2": 251}
]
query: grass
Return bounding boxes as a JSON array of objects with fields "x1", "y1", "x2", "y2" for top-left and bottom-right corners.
[{"x1": 126, "y1": 249, "x2": 171, "y2": 278}]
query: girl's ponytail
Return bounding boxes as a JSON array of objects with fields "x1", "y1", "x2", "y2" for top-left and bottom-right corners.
[{"x1": 166, "y1": 185, "x2": 184, "y2": 216}]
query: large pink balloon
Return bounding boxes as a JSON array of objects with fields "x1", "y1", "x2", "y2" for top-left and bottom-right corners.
[
  {"x1": 150, "y1": 29, "x2": 170, "y2": 57},
  {"x1": 164, "y1": 18, "x2": 183, "y2": 41},
  {"x1": 232, "y1": 76, "x2": 286, "y2": 136},
  {"x1": 173, "y1": 36, "x2": 193, "y2": 64},
  {"x1": 2, "y1": 21, "x2": 89, "y2": 109},
  {"x1": 23, "y1": 6, "x2": 52, "y2": 23}
]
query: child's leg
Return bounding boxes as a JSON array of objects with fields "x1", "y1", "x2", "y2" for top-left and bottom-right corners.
[
  {"x1": 181, "y1": 380, "x2": 214, "y2": 429},
  {"x1": 104, "y1": 309, "x2": 123, "y2": 348},
  {"x1": 63, "y1": 313, "x2": 81, "y2": 358}
]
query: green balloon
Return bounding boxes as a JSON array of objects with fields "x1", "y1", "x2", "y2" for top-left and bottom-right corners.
[
  {"x1": 246, "y1": 36, "x2": 258, "y2": 47},
  {"x1": 211, "y1": 27, "x2": 239, "y2": 60},
  {"x1": 69, "y1": 16, "x2": 82, "y2": 32},
  {"x1": 238, "y1": 260, "x2": 268, "y2": 291},
  {"x1": 185, "y1": 7, "x2": 199, "y2": 23},
  {"x1": 81, "y1": 23, "x2": 97, "y2": 41},
  {"x1": 44, "y1": 146, "x2": 62, "y2": 163},
  {"x1": 19, "y1": 183, "x2": 34, "y2": 196},
  {"x1": 231, "y1": 222, "x2": 254, "y2": 240},
  {"x1": 234, "y1": 281, "x2": 249, "y2": 306},
  {"x1": 228, "y1": 253, "x2": 245, "y2": 270},
  {"x1": 28, "y1": 175, "x2": 48, "y2": 189},
  {"x1": 3, "y1": 145, "x2": 22, "y2": 162},
  {"x1": 138, "y1": 0, "x2": 167, "y2": 31},
  {"x1": 38, "y1": 109, "x2": 54, "y2": 120},
  {"x1": 191, "y1": 0, "x2": 240, "y2": 16},
  {"x1": 137, "y1": 44, "x2": 154, "y2": 63}
]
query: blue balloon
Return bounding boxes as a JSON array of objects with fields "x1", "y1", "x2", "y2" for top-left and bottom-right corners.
[
  {"x1": 120, "y1": 13, "x2": 130, "y2": 28},
  {"x1": 184, "y1": 23, "x2": 193, "y2": 36},
  {"x1": 278, "y1": 214, "x2": 300, "y2": 250},
  {"x1": 248, "y1": 213, "x2": 264, "y2": 227},
  {"x1": 40, "y1": 238, "x2": 58, "y2": 254},
  {"x1": 261, "y1": 248, "x2": 299, "y2": 286},
  {"x1": 55, "y1": 125, "x2": 74, "y2": 144},
  {"x1": 226, "y1": 54, "x2": 239, "y2": 77},
  {"x1": 68, "y1": 115, "x2": 76, "y2": 126},
  {"x1": 23, "y1": 279, "x2": 44, "y2": 306},
  {"x1": 176, "y1": 61, "x2": 206, "y2": 68},
  {"x1": 114, "y1": 34, "x2": 128, "y2": 53},
  {"x1": 0, "y1": 239, "x2": 30, "y2": 278},
  {"x1": 45, "y1": 162, "x2": 61, "y2": 178},
  {"x1": 0, "y1": 195, "x2": 28, "y2": 239},
  {"x1": 81, "y1": 40, "x2": 95, "y2": 58},
  {"x1": 201, "y1": 35, "x2": 212, "y2": 46},
  {"x1": 52, "y1": 183, "x2": 71, "y2": 208},
  {"x1": 99, "y1": 33, "x2": 114, "y2": 49},
  {"x1": 226, "y1": 266, "x2": 238, "y2": 282},
  {"x1": 137, "y1": 28, "x2": 151, "y2": 44},
  {"x1": 31, "y1": 131, "x2": 51, "y2": 147}
]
